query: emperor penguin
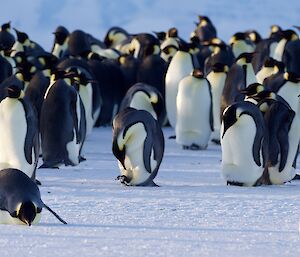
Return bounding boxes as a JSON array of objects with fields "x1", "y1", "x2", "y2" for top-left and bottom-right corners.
[
  {"x1": 206, "y1": 63, "x2": 229, "y2": 144},
  {"x1": 112, "y1": 107, "x2": 164, "y2": 186},
  {"x1": 176, "y1": 69, "x2": 213, "y2": 150},
  {"x1": 0, "y1": 168, "x2": 67, "y2": 225},
  {"x1": 165, "y1": 46, "x2": 199, "y2": 128},
  {"x1": 119, "y1": 82, "x2": 165, "y2": 125},
  {"x1": 221, "y1": 101, "x2": 266, "y2": 186},
  {"x1": 40, "y1": 71, "x2": 86, "y2": 168},
  {"x1": 104, "y1": 27, "x2": 130, "y2": 50},
  {"x1": 67, "y1": 30, "x2": 91, "y2": 58},
  {"x1": 272, "y1": 29, "x2": 298, "y2": 61},
  {"x1": 282, "y1": 37, "x2": 300, "y2": 76},
  {"x1": 255, "y1": 57, "x2": 284, "y2": 84},
  {"x1": 0, "y1": 21, "x2": 15, "y2": 51},
  {"x1": 0, "y1": 84, "x2": 39, "y2": 180},
  {"x1": 229, "y1": 32, "x2": 255, "y2": 58},
  {"x1": 221, "y1": 52, "x2": 257, "y2": 115},
  {"x1": 257, "y1": 97, "x2": 298, "y2": 185},
  {"x1": 51, "y1": 26, "x2": 69, "y2": 59},
  {"x1": 194, "y1": 15, "x2": 217, "y2": 42}
]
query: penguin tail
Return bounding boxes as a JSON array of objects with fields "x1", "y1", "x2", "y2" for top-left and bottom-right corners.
[
  {"x1": 43, "y1": 203, "x2": 67, "y2": 225},
  {"x1": 292, "y1": 174, "x2": 300, "y2": 180}
]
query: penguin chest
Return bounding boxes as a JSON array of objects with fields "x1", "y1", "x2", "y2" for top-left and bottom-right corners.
[
  {"x1": 79, "y1": 84, "x2": 93, "y2": 134},
  {"x1": 0, "y1": 100, "x2": 28, "y2": 169},
  {"x1": 232, "y1": 41, "x2": 254, "y2": 58},
  {"x1": 118, "y1": 123, "x2": 152, "y2": 185},
  {"x1": 277, "y1": 83, "x2": 300, "y2": 113},
  {"x1": 52, "y1": 42, "x2": 67, "y2": 58},
  {"x1": 273, "y1": 39, "x2": 287, "y2": 61}
]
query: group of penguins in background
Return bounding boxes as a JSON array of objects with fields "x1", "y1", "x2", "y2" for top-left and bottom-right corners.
[{"x1": 0, "y1": 15, "x2": 300, "y2": 226}]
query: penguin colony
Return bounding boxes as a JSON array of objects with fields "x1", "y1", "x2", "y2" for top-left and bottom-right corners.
[{"x1": 0, "y1": 17, "x2": 300, "y2": 225}]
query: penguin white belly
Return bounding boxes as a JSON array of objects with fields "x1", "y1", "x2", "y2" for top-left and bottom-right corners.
[
  {"x1": 273, "y1": 39, "x2": 287, "y2": 61},
  {"x1": 10, "y1": 42, "x2": 24, "y2": 57},
  {"x1": 0, "y1": 99, "x2": 33, "y2": 177},
  {"x1": 176, "y1": 78, "x2": 212, "y2": 148},
  {"x1": 277, "y1": 83, "x2": 300, "y2": 113},
  {"x1": 165, "y1": 52, "x2": 194, "y2": 128},
  {"x1": 269, "y1": 115, "x2": 300, "y2": 184},
  {"x1": 129, "y1": 92, "x2": 157, "y2": 120},
  {"x1": 0, "y1": 210, "x2": 41, "y2": 225},
  {"x1": 66, "y1": 94, "x2": 82, "y2": 165},
  {"x1": 207, "y1": 72, "x2": 226, "y2": 141},
  {"x1": 52, "y1": 43, "x2": 67, "y2": 58},
  {"x1": 221, "y1": 116, "x2": 263, "y2": 186},
  {"x1": 117, "y1": 122, "x2": 150, "y2": 185},
  {"x1": 245, "y1": 64, "x2": 257, "y2": 86},
  {"x1": 232, "y1": 41, "x2": 254, "y2": 58},
  {"x1": 91, "y1": 45, "x2": 119, "y2": 59},
  {"x1": 79, "y1": 84, "x2": 94, "y2": 135}
]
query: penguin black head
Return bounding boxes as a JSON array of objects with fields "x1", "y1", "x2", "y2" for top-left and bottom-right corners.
[
  {"x1": 280, "y1": 29, "x2": 298, "y2": 41},
  {"x1": 37, "y1": 53, "x2": 58, "y2": 71},
  {"x1": 68, "y1": 30, "x2": 91, "y2": 57},
  {"x1": 236, "y1": 52, "x2": 255, "y2": 63},
  {"x1": 197, "y1": 16, "x2": 212, "y2": 25},
  {"x1": 13, "y1": 28, "x2": 29, "y2": 44},
  {"x1": 153, "y1": 31, "x2": 166, "y2": 41},
  {"x1": 17, "y1": 201, "x2": 37, "y2": 226},
  {"x1": 283, "y1": 72, "x2": 300, "y2": 83},
  {"x1": 1, "y1": 21, "x2": 11, "y2": 31},
  {"x1": 192, "y1": 69, "x2": 204, "y2": 79},
  {"x1": 230, "y1": 32, "x2": 247, "y2": 45},
  {"x1": 269, "y1": 25, "x2": 282, "y2": 40},
  {"x1": 240, "y1": 83, "x2": 264, "y2": 97},
  {"x1": 53, "y1": 26, "x2": 69, "y2": 45},
  {"x1": 211, "y1": 62, "x2": 229, "y2": 73},
  {"x1": 245, "y1": 30, "x2": 262, "y2": 44},
  {"x1": 7, "y1": 84, "x2": 23, "y2": 98},
  {"x1": 167, "y1": 27, "x2": 178, "y2": 38}
]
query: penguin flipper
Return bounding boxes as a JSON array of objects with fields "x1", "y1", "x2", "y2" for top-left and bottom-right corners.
[{"x1": 43, "y1": 203, "x2": 67, "y2": 224}]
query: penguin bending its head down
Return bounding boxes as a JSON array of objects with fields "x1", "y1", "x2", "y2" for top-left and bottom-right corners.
[
  {"x1": 221, "y1": 101, "x2": 266, "y2": 186},
  {"x1": 112, "y1": 107, "x2": 164, "y2": 186},
  {"x1": 0, "y1": 168, "x2": 67, "y2": 225}
]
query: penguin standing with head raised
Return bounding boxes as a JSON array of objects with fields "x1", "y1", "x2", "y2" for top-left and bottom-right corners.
[
  {"x1": 206, "y1": 63, "x2": 229, "y2": 144},
  {"x1": 176, "y1": 69, "x2": 213, "y2": 150},
  {"x1": 0, "y1": 168, "x2": 67, "y2": 225},
  {"x1": 0, "y1": 84, "x2": 39, "y2": 180},
  {"x1": 112, "y1": 107, "x2": 164, "y2": 186},
  {"x1": 165, "y1": 45, "x2": 199, "y2": 128},
  {"x1": 51, "y1": 26, "x2": 69, "y2": 59},
  {"x1": 221, "y1": 101, "x2": 266, "y2": 186}
]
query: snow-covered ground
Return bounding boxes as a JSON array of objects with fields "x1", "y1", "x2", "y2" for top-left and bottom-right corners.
[
  {"x1": 1, "y1": 1, "x2": 300, "y2": 256},
  {"x1": 1, "y1": 127, "x2": 300, "y2": 257}
]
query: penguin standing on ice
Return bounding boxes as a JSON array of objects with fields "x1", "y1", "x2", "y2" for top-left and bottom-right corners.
[
  {"x1": 0, "y1": 168, "x2": 67, "y2": 225},
  {"x1": 0, "y1": 84, "x2": 39, "y2": 180},
  {"x1": 176, "y1": 69, "x2": 213, "y2": 150},
  {"x1": 165, "y1": 45, "x2": 199, "y2": 128},
  {"x1": 112, "y1": 107, "x2": 164, "y2": 186},
  {"x1": 206, "y1": 63, "x2": 229, "y2": 144},
  {"x1": 194, "y1": 16, "x2": 217, "y2": 42},
  {"x1": 221, "y1": 101, "x2": 266, "y2": 186},
  {"x1": 40, "y1": 71, "x2": 86, "y2": 168}
]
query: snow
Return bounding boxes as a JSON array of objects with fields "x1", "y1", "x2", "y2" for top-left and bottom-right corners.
[
  {"x1": 1, "y1": 0, "x2": 300, "y2": 256},
  {"x1": 1, "y1": 127, "x2": 300, "y2": 257}
]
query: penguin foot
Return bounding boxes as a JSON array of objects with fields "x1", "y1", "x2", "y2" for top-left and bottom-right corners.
[
  {"x1": 168, "y1": 135, "x2": 176, "y2": 139},
  {"x1": 292, "y1": 174, "x2": 300, "y2": 180},
  {"x1": 36, "y1": 179, "x2": 42, "y2": 186},
  {"x1": 227, "y1": 181, "x2": 244, "y2": 186},
  {"x1": 116, "y1": 175, "x2": 130, "y2": 185},
  {"x1": 211, "y1": 138, "x2": 221, "y2": 145},
  {"x1": 79, "y1": 156, "x2": 86, "y2": 163},
  {"x1": 39, "y1": 163, "x2": 60, "y2": 169},
  {"x1": 183, "y1": 144, "x2": 204, "y2": 150}
]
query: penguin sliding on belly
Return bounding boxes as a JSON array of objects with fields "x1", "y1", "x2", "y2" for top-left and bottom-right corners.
[
  {"x1": 112, "y1": 107, "x2": 164, "y2": 186},
  {"x1": 176, "y1": 69, "x2": 213, "y2": 150},
  {"x1": 0, "y1": 84, "x2": 39, "y2": 180},
  {"x1": 221, "y1": 101, "x2": 266, "y2": 186},
  {"x1": 0, "y1": 168, "x2": 67, "y2": 225}
]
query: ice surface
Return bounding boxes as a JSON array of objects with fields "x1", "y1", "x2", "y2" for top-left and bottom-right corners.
[{"x1": 1, "y1": 128, "x2": 300, "y2": 257}]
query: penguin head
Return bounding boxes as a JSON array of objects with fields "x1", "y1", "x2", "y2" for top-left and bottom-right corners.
[
  {"x1": 197, "y1": 16, "x2": 212, "y2": 27},
  {"x1": 236, "y1": 52, "x2": 255, "y2": 64},
  {"x1": 1, "y1": 21, "x2": 11, "y2": 32},
  {"x1": 283, "y1": 72, "x2": 300, "y2": 83},
  {"x1": 191, "y1": 69, "x2": 204, "y2": 79},
  {"x1": 229, "y1": 32, "x2": 247, "y2": 45},
  {"x1": 280, "y1": 29, "x2": 298, "y2": 41},
  {"x1": 6, "y1": 84, "x2": 24, "y2": 99},
  {"x1": 53, "y1": 26, "x2": 69, "y2": 45},
  {"x1": 16, "y1": 201, "x2": 38, "y2": 226},
  {"x1": 211, "y1": 62, "x2": 229, "y2": 73},
  {"x1": 153, "y1": 31, "x2": 166, "y2": 42},
  {"x1": 245, "y1": 30, "x2": 262, "y2": 44},
  {"x1": 104, "y1": 27, "x2": 129, "y2": 48},
  {"x1": 269, "y1": 25, "x2": 282, "y2": 39},
  {"x1": 240, "y1": 83, "x2": 264, "y2": 97},
  {"x1": 13, "y1": 28, "x2": 30, "y2": 45},
  {"x1": 167, "y1": 27, "x2": 178, "y2": 38}
]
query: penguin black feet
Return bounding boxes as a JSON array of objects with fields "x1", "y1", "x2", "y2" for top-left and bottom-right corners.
[
  {"x1": 292, "y1": 174, "x2": 300, "y2": 180},
  {"x1": 36, "y1": 179, "x2": 42, "y2": 186},
  {"x1": 182, "y1": 144, "x2": 204, "y2": 150},
  {"x1": 211, "y1": 138, "x2": 221, "y2": 145},
  {"x1": 168, "y1": 135, "x2": 176, "y2": 139},
  {"x1": 227, "y1": 181, "x2": 244, "y2": 186},
  {"x1": 116, "y1": 175, "x2": 130, "y2": 185},
  {"x1": 79, "y1": 156, "x2": 86, "y2": 163}
]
